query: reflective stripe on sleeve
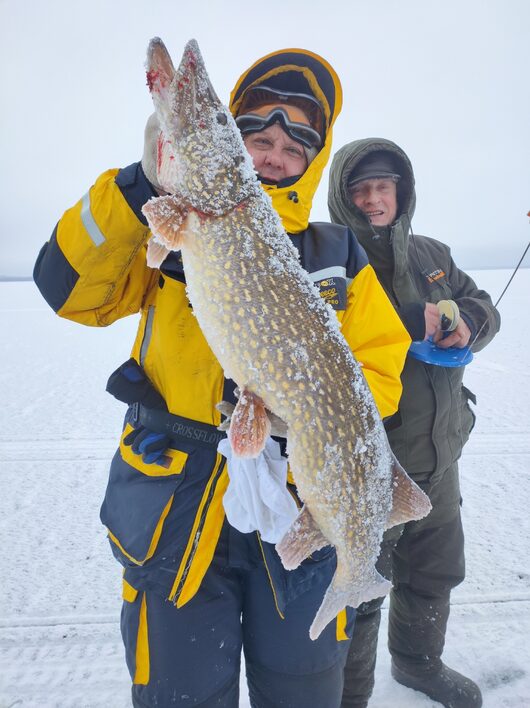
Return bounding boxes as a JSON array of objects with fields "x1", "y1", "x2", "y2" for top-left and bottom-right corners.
[
  {"x1": 140, "y1": 305, "x2": 155, "y2": 366},
  {"x1": 81, "y1": 191, "x2": 106, "y2": 246}
]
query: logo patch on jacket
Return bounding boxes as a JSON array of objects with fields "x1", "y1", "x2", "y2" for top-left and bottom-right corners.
[
  {"x1": 426, "y1": 268, "x2": 446, "y2": 284},
  {"x1": 310, "y1": 267, "x2": 348, "y2": 311}
]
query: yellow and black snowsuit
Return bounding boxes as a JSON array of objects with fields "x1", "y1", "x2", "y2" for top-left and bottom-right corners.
[{"x1": 34, "y1": 51, "x2": 410, "y2": 707}]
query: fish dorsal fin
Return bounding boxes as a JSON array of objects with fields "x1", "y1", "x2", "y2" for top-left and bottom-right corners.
[
  {"x1": 276, "y1": 506, "x2": 330, "y2": 570},
  {"x1": 386, "y1": 454, "x2": 432, "y2": 528},
  {"x1": 228, "y1": 388, "x2": 271, "y2": 458}
]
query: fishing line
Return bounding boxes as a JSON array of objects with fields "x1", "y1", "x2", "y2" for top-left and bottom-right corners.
[
  {"x1": 492, "y1": 241, "x2": 530, "y2": 309},
  {"x1": 464, "y1": 239, "x2": 530, "y2": 354}
]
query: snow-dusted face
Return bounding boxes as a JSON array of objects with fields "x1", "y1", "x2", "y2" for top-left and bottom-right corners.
[
  {"x1": 349, "y1": 178, "x2": 398, "y2": 226},
  {"x1": 243, "y1": 123, "x2": 308, "y2": 182}
]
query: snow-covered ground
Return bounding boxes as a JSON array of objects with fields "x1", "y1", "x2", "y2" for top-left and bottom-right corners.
[{"x1": 1, "y1": 269, "x2": 529, "y2": 707}]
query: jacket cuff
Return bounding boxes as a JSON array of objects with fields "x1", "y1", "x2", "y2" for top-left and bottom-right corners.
[
  {"x1": 398, "y1": 302, "x2": 425, "y2": 342},
  {"x1": 384, "y1": 411, "x2": 402, "y2": 432},
  {"x1": 114, "y1": 162, "x2": 158, "y2": 225},
  {"x1": 459, "y1": 311, "x2": 477, "y2": 341}
]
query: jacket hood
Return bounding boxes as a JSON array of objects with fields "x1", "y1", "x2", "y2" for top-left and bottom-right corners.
[
  {"x1": 328, "y1": 138, "x2": 416, "y2": 241},
  {"x1": 230, "y1": 48, "x2": 342, "y2": 233}
]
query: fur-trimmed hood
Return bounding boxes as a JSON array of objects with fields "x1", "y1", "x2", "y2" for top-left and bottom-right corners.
[{"x1": 328, "y1": 137, "x2": 416, "y2": 243}]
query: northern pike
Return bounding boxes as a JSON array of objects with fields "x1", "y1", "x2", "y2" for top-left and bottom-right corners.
[{"x1": 141, "y1": 38, "x2": 432, "y2": 640}]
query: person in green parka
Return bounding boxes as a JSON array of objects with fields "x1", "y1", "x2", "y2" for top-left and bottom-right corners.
[{"x1": 328, "y1": 138, "x2": 501, "y2": 708}]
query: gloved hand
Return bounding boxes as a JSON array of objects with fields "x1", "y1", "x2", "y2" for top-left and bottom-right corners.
[
  {"x1": 106, "y1": 358, "x2": 167, "y2": 409},
  {"x1": 123, "y1": 425, "x2": 171, "y2": 465},
  {"x1": 141, "y1": 113, "x2": 166, "y2": 195}
]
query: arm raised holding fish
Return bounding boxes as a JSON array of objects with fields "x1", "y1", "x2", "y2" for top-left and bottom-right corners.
[{"x1": 34, "y1": 38, "x2": 429, "y2": 707}]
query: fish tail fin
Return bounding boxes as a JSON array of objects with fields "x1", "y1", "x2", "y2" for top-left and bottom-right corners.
[
  {"x1": 276, "y1": 506, "x2": 329, "y2": 570},
  {"x1": 228, "y1": 388, "x2": 271, "y2": 458},
  {"x1": 386, "y1": 453, "x2": 432, "y2": 529},
  {"x1": 309, "y1": 570, "x2": 391, "y2": 641}
]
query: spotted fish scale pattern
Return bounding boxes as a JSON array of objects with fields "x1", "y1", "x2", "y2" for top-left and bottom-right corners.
[{"x1": 142, "y1": 38, "x2": 432, "y2": 639}]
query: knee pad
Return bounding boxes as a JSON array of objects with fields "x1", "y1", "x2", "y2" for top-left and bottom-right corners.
[{"x1": 246, "y1": 659, "x2": 345, "y2": 708}]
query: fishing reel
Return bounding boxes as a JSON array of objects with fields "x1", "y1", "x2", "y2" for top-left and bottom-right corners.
[{"x1": 437, "y1": 299, "x2": 460, "y2": 332}]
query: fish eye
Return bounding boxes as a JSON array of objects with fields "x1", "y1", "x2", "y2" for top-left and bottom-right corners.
[{"x1": 216, "y1": 112, "x2": 227, "y2": 125}]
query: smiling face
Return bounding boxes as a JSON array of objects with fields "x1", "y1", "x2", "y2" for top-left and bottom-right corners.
[
  {"x1": 349, "y1": 177, "x2": 399, "y2": 226},
  {"x1": 243, "y1": 123, "x2": 308, "y2": 182}
]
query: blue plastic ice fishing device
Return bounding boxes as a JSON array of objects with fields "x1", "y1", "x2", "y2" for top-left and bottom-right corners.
[
  {"x1": 408, "y1": 299, "x2": 473, "y2": 368},
  {"x1": 408, "y1": 338, "x2": 473, "y2": 367},
  {"x1": 410, "y1": 238, "x2": 530, "y2": 368}
]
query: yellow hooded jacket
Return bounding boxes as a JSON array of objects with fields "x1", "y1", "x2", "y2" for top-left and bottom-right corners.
[{"x1": 33, "y1": 48, "x2": 410, "y2": 611}]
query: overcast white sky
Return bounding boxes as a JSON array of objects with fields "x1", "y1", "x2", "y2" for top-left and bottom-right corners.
[{"x1": 1, "y1": 0, "x2": 529, "y2": 277}]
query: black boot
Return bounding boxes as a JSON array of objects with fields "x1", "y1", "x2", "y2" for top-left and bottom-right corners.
[{"x1": 391, "y1": 660, "x2": 482, "y2": 708}]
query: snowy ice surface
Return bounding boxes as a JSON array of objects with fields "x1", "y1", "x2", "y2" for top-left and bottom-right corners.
[{"x1": 1, "y1": 269, "x2": 529, "y2": 707}]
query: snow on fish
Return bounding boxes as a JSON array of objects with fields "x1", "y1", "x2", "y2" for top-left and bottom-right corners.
[{"x1": 141, "y1": 37, "x2": 432, "y2": 640}]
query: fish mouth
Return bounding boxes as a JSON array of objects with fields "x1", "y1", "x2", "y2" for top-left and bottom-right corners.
[
  {"x1": 175, "y1": 39, "x2": 222, "y2": 125},
  {"x1": 146, "y1": 37, "x2": 224, "y2": 131}
]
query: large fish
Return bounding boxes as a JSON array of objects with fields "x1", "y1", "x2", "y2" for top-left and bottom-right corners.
[{"x1": 142, "y1": 38, "x2": 432, "y2": 640}]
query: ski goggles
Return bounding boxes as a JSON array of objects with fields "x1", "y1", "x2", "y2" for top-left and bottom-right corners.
[{"x1": 235, "y1": 85, "x2": 324, "y2": 148}]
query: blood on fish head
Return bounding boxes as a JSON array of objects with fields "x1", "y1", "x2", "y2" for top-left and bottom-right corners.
[{"x1": 146, "y1": 38, "x2": 256, "y2": 213}]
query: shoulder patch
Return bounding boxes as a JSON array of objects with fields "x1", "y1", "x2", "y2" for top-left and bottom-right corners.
[{"x1": 425, "y1": 267, "x2": 446, "y2": 283}]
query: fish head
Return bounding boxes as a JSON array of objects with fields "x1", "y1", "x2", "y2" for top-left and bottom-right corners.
[{"x1": 146, "y1": 38, "x2": 256, "y2": 213}]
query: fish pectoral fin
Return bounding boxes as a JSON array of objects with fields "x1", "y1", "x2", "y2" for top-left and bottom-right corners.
[
  {"x1": 227, "y1": 388, "x2": 271, "y2": 458},
  {"x1": 276, "y1": 506, "x2": 330, "y2": 570},
  {"x1": 146, "y1": 240, "x2": 171, "y2": 268},
  {"x1": 309, "y1": 570, "x2": 391, "y2": 641},
  {"x1": 142, "y1": 194, "x2": 187, "y2": 251},
  {"x1": 386, "y1": 454, "x2": 432, "y2": 529}
]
